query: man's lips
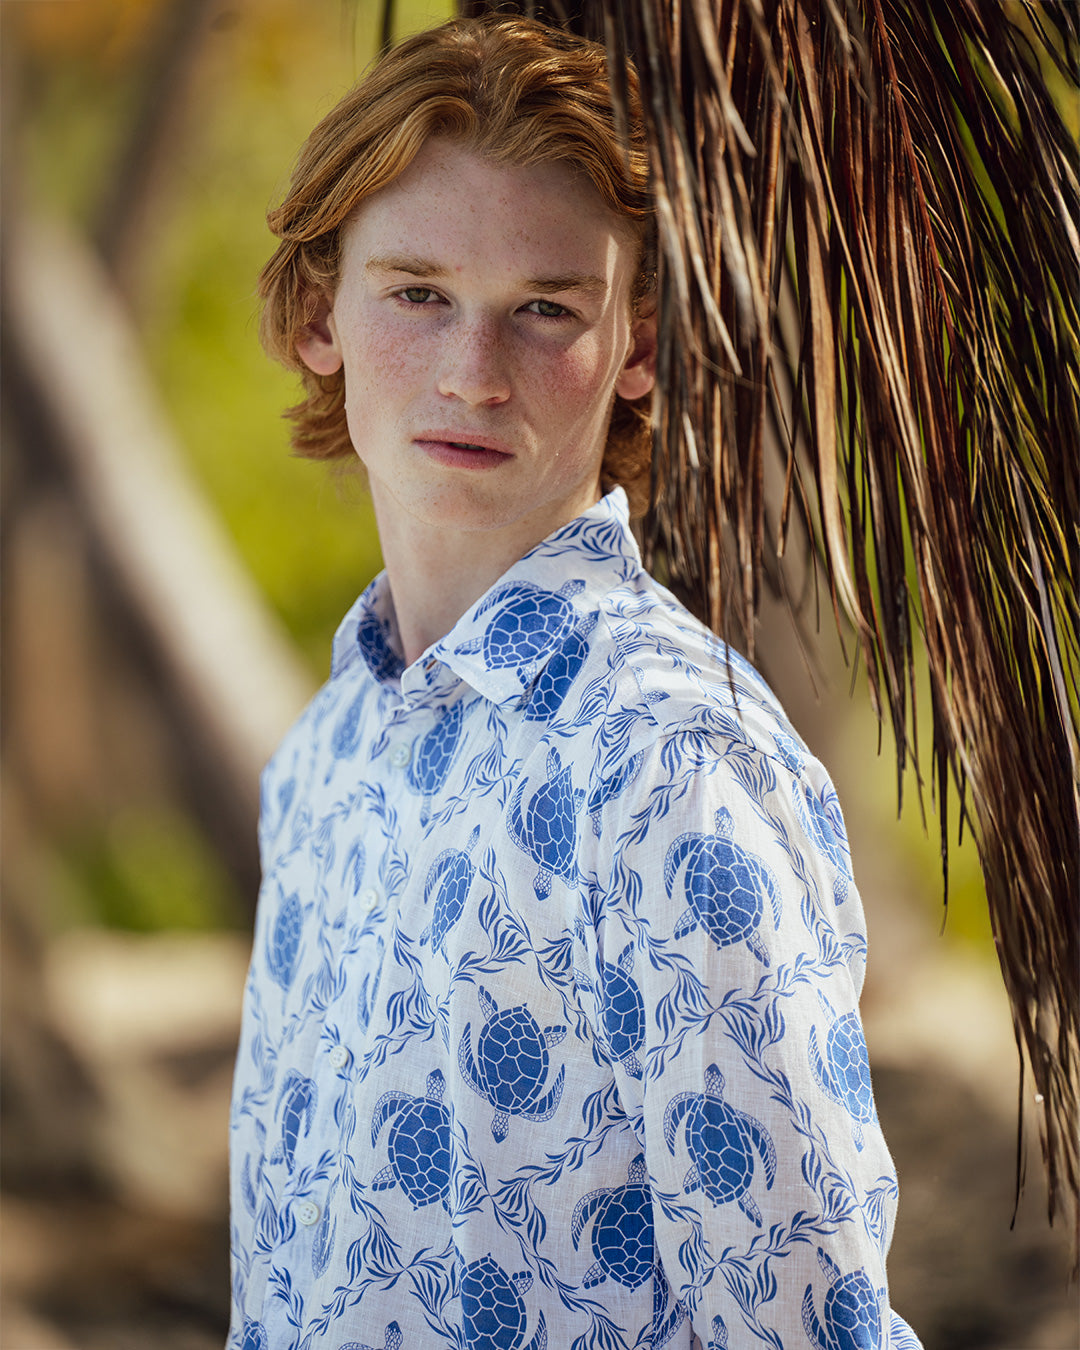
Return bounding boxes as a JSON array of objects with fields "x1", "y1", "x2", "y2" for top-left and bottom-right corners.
[
  {"x1": 414, "y1": 433, "x2": 513, "y2": 469},
  {"x1": 415, "y1": 432, "x2": 512, "y2": 455}
]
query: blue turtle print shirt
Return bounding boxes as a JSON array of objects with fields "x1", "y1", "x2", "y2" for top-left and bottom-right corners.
[{"x1": 229, "y1": 489, "x2": 922, "y2": 1350}]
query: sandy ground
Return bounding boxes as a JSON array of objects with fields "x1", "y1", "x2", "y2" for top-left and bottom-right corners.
[{"x1": 1, "y1": 925, "x2": 1075, "y2": 1350}]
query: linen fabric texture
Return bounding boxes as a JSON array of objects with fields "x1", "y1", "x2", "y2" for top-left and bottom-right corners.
[{"x1": 229, "y1": 489, "x2": 922, "y2": 1350}]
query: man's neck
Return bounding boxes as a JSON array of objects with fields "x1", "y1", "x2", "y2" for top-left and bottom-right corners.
[
  {"x1": 374, "y1": 506, "x2": 552, "y2": 666},
  {"x1": 368, "y1": 480, "x2": 605, "y2": 667}
]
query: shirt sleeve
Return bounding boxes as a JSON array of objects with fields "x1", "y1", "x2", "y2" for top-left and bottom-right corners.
[{"x1": 582, "y1": 727, "x2": 922, "y2": 1348}]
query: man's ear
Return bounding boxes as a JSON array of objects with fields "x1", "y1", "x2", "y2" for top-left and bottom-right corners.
[
  {"x1": 295, "y1": 294, "x2": 343, "y2": 376},
  {"x1": 615, "y1": 301, "x2": 657, "y2": 402}
]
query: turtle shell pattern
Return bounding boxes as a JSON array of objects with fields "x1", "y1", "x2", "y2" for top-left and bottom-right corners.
[
  {"x1": 267, "y1": 890, "x2": 303, "y2": 991},
  {"x1": 339, "y1": 1320, "x2": 403, "y2": 1350},
  {"x1": 649, "y1": 1258, "x2": 687, "y2": 1347},
  {"x1": 461, "y1": 1255, "x2": 547, "y2": 1350},
  {"x1": 459, "y1": 987, "x2": 566, "y2": 1142},
  {"x1": 523, "y1": 610, "x2": 598, "y2": 722},
  {"x1": 507, "y1": 746, "x2": 585, "y2": 899},
  {"x1": 407, "y1": 700, "x2": 465, "y2": 823},
  {"x1": 598, "y1": 943, "x2": 645, "y2": 1079},
  {"x1": 355, "y1": 607, "x2": 405, "y2": 685},
  {"x1": 240, "y1": 1319, "x2": 268, "y2": 1350},
  {"x1": 270, "y1": 1070, "x2": 316, "y2": 1172},
  {"x1": 663, "y1": 1064, "x2": 776, "y2": 1226},
  {"x1": 455, "y1": 579, "x2": 585, "y2": 683},
  {"x1": 666, "y1": 807, "x2": 781, "y2": 965},
  {"x1": 802, "y1": 1247, "x2": 883, "y2": 1350},
  {"x1": 809, "y1": 991, "x2": 878, "y2": 1150},
  {"x1": 371, "y1": 1069, "x2": 452, "y2": 1210},
  {"x1": 330, "y1": 688, "x2": 367, "y2": 766},
  {"x1": 420, "y1": 825, "x2": 480, "y2": 956},
  {"x1": 794, "y1": 779, "x2": 853, "y2": 904},
  {"x1": 571, "y1": 1152, "x2": 653, "y2": 1289}
]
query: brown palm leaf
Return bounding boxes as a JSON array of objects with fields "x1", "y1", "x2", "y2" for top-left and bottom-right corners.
[{"x1": 459, "y1": 0, "x2": 1080, "y2": 1246}]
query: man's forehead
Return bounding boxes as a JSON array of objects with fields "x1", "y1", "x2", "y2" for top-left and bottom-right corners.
[{"x1": 339, "y1": 137, "x2": 635, "y2": 262}]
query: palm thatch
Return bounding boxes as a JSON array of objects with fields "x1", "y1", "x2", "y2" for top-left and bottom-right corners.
[{"x1": 459, "y1": 0, "x2": 1080, "y2": 1245}]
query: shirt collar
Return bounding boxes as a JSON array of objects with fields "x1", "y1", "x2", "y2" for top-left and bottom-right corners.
[{"x1": 331, "y1": 488, "x2": 641, "y2": 706}]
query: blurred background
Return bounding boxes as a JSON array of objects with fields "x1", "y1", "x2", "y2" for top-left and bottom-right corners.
[{"x1": 0, "y1": 2, "x2": 1075, "y2": 1346}]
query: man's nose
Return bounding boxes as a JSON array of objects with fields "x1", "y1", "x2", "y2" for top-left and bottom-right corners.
[{"x1": 436, "y1": 315, "x2": 511, "y2": 406}]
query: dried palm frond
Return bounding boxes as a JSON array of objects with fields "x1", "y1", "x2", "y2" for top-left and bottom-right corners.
[{"x1": 461, "y1": 0, "x2": 1080, "y2": 1246}]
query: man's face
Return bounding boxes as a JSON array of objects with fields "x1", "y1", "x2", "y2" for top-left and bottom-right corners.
[{"x1": 297, "y1": 137, "x2": 655, "y2": 556}]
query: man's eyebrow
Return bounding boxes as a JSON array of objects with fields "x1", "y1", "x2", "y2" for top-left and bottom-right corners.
[
  {"x1": 365, "y1": 255, "x2": 607, "y2": 297},
  {"x1": 524, "y1": 274, "x2": 607, "y2": 297},
  {"x1": 365, "y1": 254, "x2": 451, "y2": 278}
]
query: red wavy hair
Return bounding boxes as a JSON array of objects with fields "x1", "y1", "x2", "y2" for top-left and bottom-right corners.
[{"x1": 258, "y1": 14, "x2": 654, "y2": 513}]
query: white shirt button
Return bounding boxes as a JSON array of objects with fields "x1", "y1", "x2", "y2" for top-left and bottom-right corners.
[
  {"x1": 328, "y1": 1045, "x2": 349, "y2": 1070},
  {"x1": 296, "y1": 1200, "x2": 320, "y2": 1226},
  {"x1": 360, "y1": 887, "x2": 379, "y2": 912},
  {"x1": 389, "y1": 742, "x2": 411, "y2": 768}
]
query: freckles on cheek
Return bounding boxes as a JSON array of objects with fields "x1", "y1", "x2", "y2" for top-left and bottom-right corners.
[
  {"x1": 344, "y1": 325, "x2": 414, "y2": 394},
  {"x1": 535, "y1": 340, "x2": 614, "y2": 416}
]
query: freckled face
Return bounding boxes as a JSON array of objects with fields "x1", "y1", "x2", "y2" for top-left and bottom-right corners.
[{"x1": 296, "y1": 138, "x2": 655, "y2": 557}]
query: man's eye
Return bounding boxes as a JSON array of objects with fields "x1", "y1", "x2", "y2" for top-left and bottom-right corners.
[
  {"x1": 400, "y1": 287, "x2": 437, "y2": 304},
  {"x1": 526, "y1": 299, "x2": 570, "y2": 318}
]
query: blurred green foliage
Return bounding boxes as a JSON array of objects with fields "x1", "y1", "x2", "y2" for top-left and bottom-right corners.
[
  {"x1": 15, "y1": 0, "x2": 452, "y2": 669},
  {"x1": 11, "y1": 0, "x2": 992, "y2": 950},
  {"x1": 58, "y1": 806, "x2": 242, "y2": 932},
  {"x1": 840, "y1": 657, "x2": 994, "y2": 950},
  {"x1": 11, "y1": 1, "x2": 452, "y2": 930}
]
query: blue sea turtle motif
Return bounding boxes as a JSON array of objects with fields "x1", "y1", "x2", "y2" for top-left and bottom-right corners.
[
  {"x1": 571, "y1": 1152, "x2": 653, "y2": 1289},
  {"x1": 666, "y1": 807, "x2": 781, "y2": 965},
  {"x1": 649, "y1": 1259, "x2": 687, "y2": 1348},
  {"x1": 802, "y1": 1248, "x2": 883, "y2": 1350},
  {"x1": 330, "y1": 688, "x2": 367, "y2": 768},
  {"x1": 808, "y1": 990, "x2": 878, "y2": 1151},
  {"x1": 508, "y1": 746, "x2": 585, "y2": 899},
  {"x1": 267, "y1": 890, "x2": 303, "y2": 990},
  {"x1": 370, "y1": 1068, "x2": 452, "y2": 1210},
  {"x1": 586, "y1": 751, "x2": 643, "y2": 837},
  {"x1": 240, "y1": 1318, "x2": 268, "y2": 1350},
  {"x1": 455, "y1": 579, "x2": 585, "y2": 683},
  {"x1": 407, "y1": 700, "x2": 465, "y2": 823},
  {"x1": 663, "y1": 1064, "x2": 776, "y2": 1225},
  {"x1": 458, "y1": 987, "x2": 566, "y2": 1142},
  {"x1": 576, "y1": 942, "x2": 646, "y2": 1079},
  {"x1": 460, "y1": 1254, "x2": 548, "y2": 1350},
  {"x1": 523, "y1": 610, "x2": 598, "y2": 721},
  {"x1": 356, "y1": 607, "x2": 405, "y2": 684},
  {"x1": 794, "y1": 780, "x2": 853, "y2": 904},
  {"x1": 269, "y1": 1070, "x2": 316, "y2": 1172},
  {"x1": 709, "y1": 1318, "x2": 729, "y2": 1350},
  {"x1": 773, "y1": 731, "x2": 805, "y2": 775},
  {"x1": 340, "y1": 1321, "x2": 403, "y2": 1350},
  {"x1": 420, "y1": 825, "x2": 480, "y2": 956}
]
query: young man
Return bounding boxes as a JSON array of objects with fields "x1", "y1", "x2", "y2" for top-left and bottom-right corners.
[{"x1": 230, "y1": 16, "x2": 921, "y2": 1349}]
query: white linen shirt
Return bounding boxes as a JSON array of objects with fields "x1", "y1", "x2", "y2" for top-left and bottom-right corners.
[{"x1": 229, "y1": 488, "x2": 921, "y2": 1350}]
